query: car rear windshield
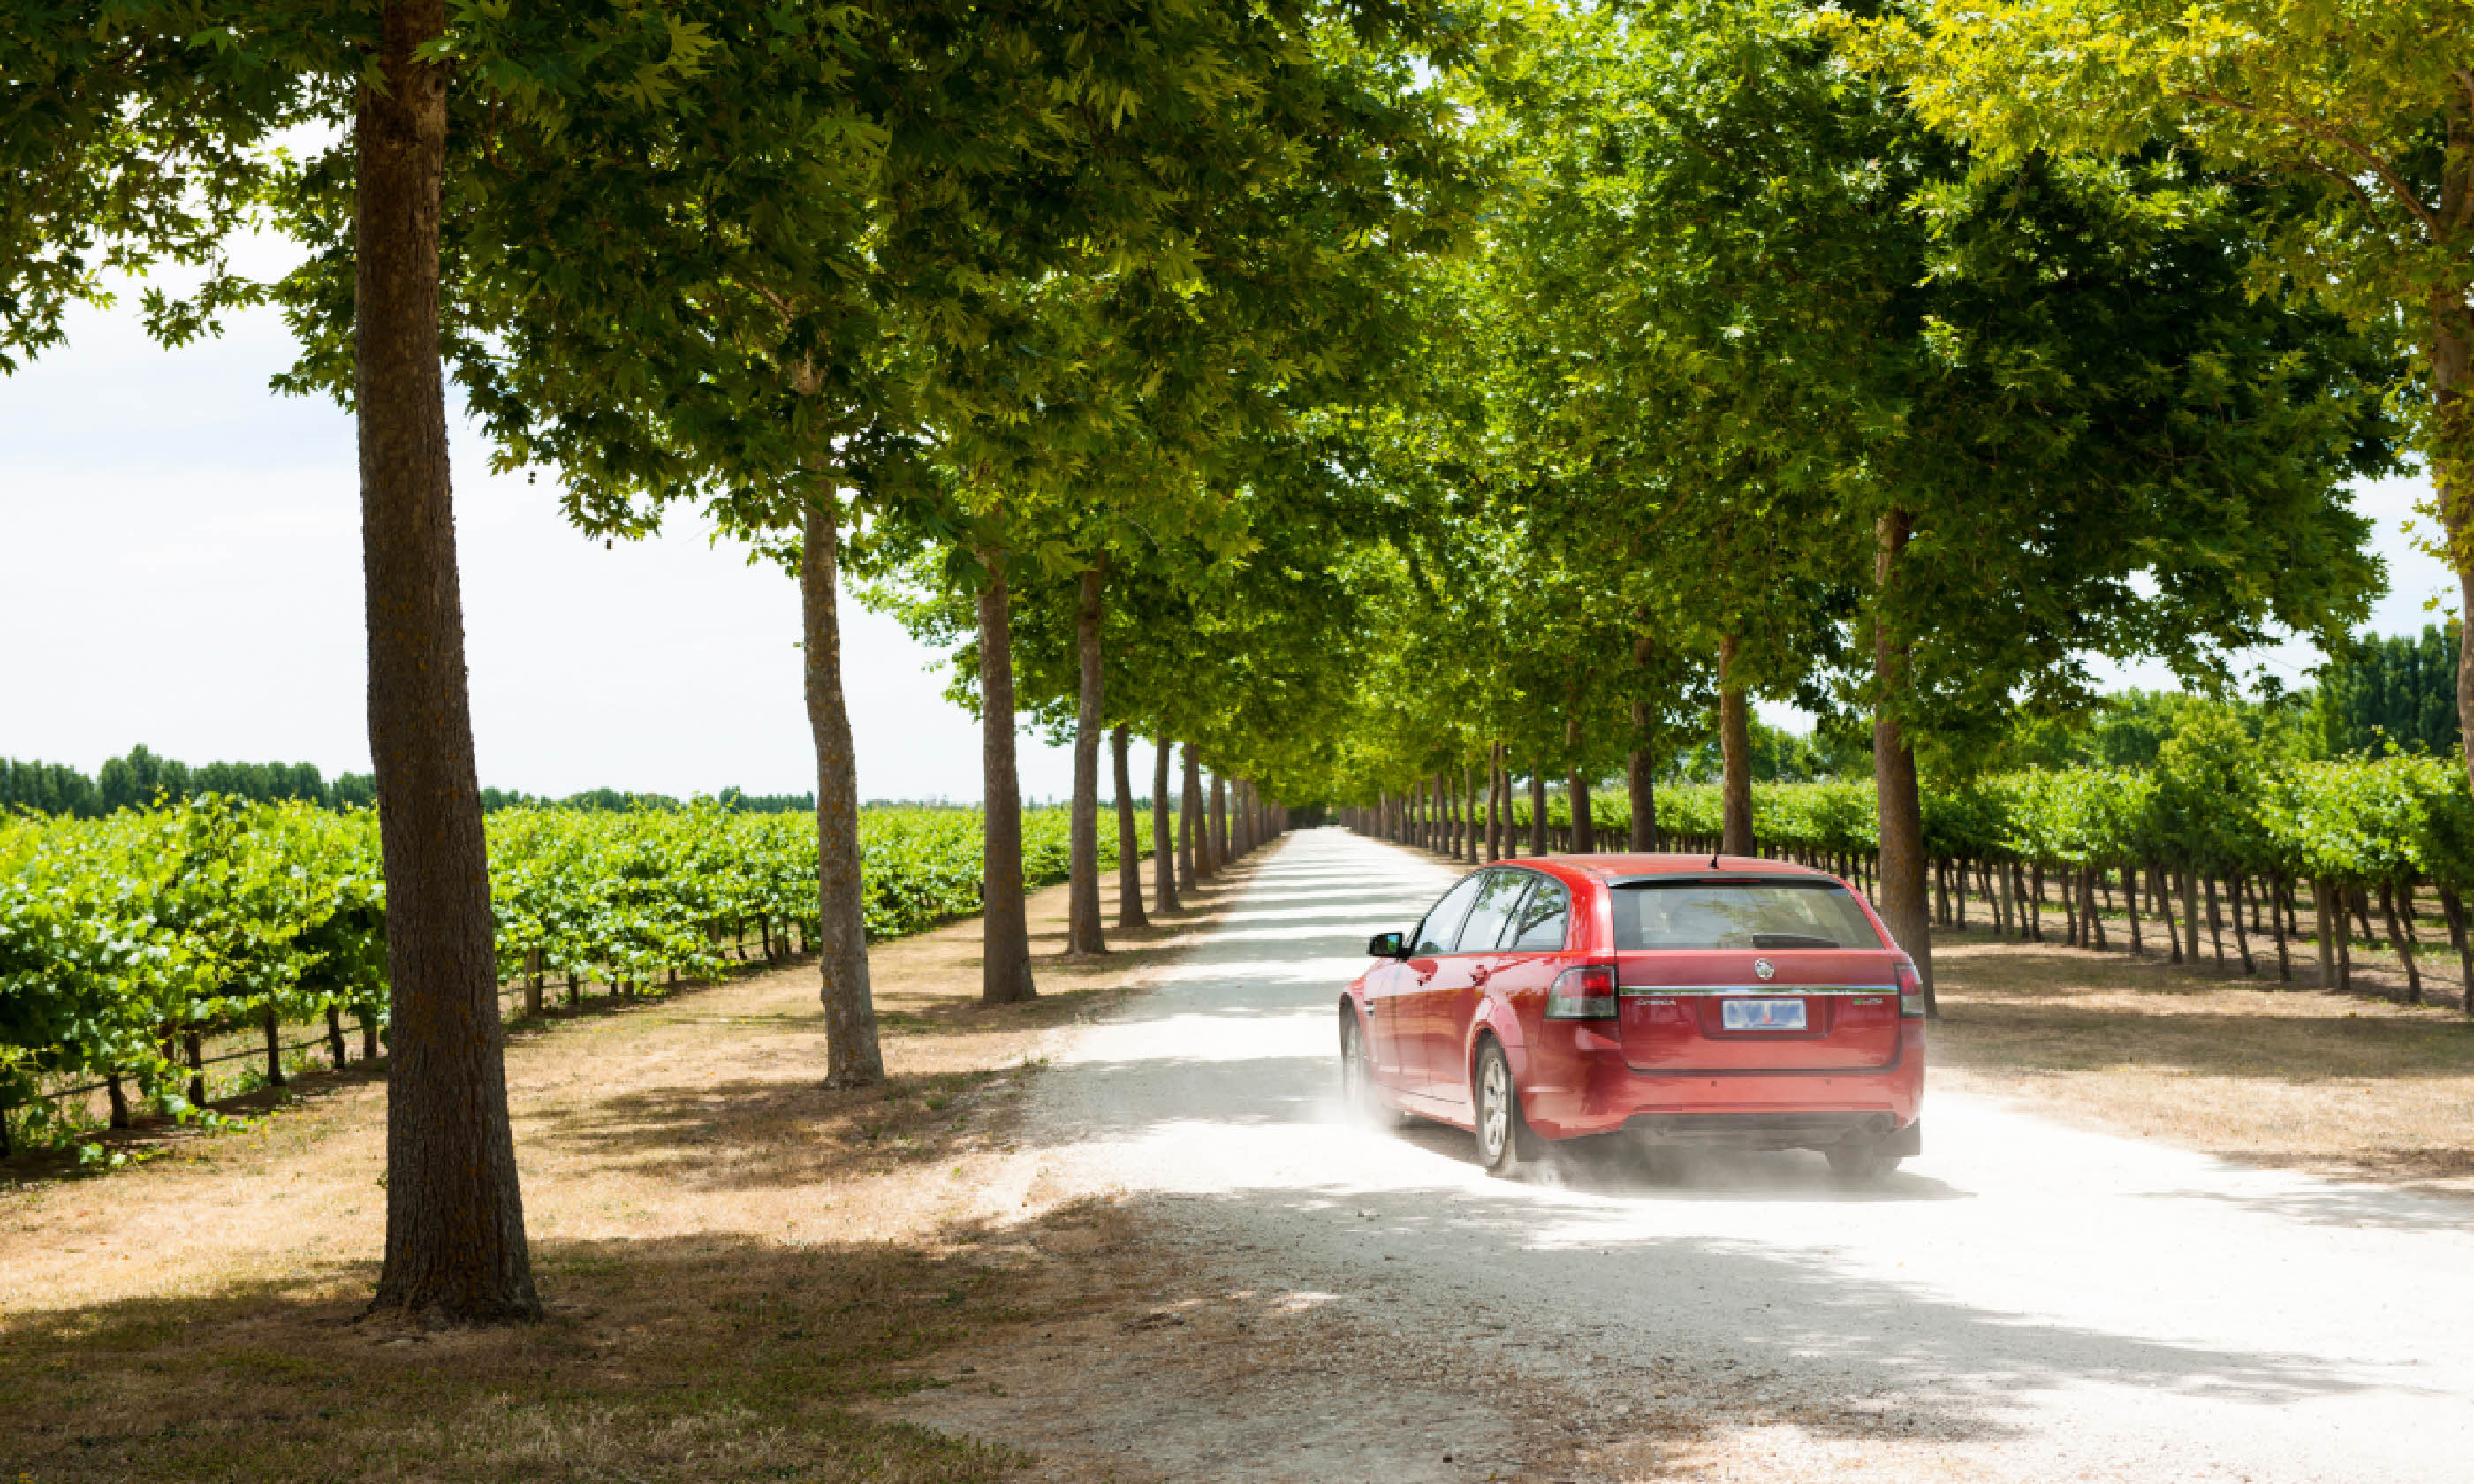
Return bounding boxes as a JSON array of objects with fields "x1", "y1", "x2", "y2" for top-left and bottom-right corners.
[{"x1": 1612, "y1": 879, "x2": 1884, "y2": 950}]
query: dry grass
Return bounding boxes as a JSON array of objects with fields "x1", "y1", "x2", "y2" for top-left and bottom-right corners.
[
  {"x1": 0, "y1": 858, "x2": 1263, "y2": 1483},
  {"x1": 1931, "y1": 935, "x2": 2474, "y2": 1195}
]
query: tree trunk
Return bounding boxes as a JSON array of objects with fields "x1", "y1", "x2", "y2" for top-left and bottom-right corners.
[
  {"x1": 1180, "y1": 745, "x2": 1203, "y2": 884},
  {"x1": 1487, "y1": 743, "x2": 1505, "y2": 861},
  {"x1": 2181, "y1": 871, "x2": 2201, "y2": 963},
  {"x1": 1210, "y1": 771, "x2": 1229, "y2": 869},
  {"x1": 328, "y1": 1003, "x2": 351, "y2": 1069},
  {"x1": 2121, "y1": 863, "x2": 2141, "y2": 954},
  {"x1": 2429, "y1": 269, "x2": 2474, "y2": 814},
  {"x1": 1064, "y1": 564, "x2": 1108, "y2": 957},
  {"x1": 976, "y1": 543, "x2": 1036, "y2": 1004},
  {"x1": 1718, "y1": 633, "x2": 1755, "y2": 855},
  {"x1": 358, "y1": 0, "x2": 538, "y2": 1327},
  {"x1": 1461, "y1": 765, "x2": 1478, "y2": 862},
  {"x1": 2268, "y1": 874, "x2": 2291, "y2": 981},
  {"x1": 1151, "y1": 736, "x2": 1180, "y2": 912},
  {"x1": 1870, "y1": 509, "x2": 1934, "y2": 1011},
  {"x1": 2313, "y1": 878, "x2": 2338, "y2": 988},
  {"x1": 2383, "y1": 879, "x2": 2424, "y2": 1003},
  {"x1": 1567, "y1": 716, "x2": 1595, "y2": 855},
  {"x1": 1629, "y1": 634, "x2": 1662, "y2": 852},
  {"x1": 1529, "y1": 769, "x2": 1548, "y2": 856},
  {"x1": 2205, "y1": 874, "x2": 2226, "y2": 968},
  {"x1": 1112, "y1": 727, "x2": 1149, "y2": 929},
  {"x1": 106, "y1": 1071, "x2": 130, "y2": 1130},
  {"x1": 803, "y1": 497, "x2": 884, "y2": 1085},
  {"x1": 2441, "y1": 884, "x2": 2474, "y2": 1014},
  {"x1": 2227, "y1": 875, "x2": 2253, "y2": 973}
]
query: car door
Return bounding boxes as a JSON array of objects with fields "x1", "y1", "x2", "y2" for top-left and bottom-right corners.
[
  {"x1": 1394, "y1": 872, "x2": 1486, "y2": 1101},
  {"x1": 1423, "y1": 869, "x2": 1531, "y2": 1108},
  {"x1": 1484, "y1": 874, "x2": 1582, "y2": 1124},
  {"x1": 1362, "y1": 957, "x2": 1415, "y2": 1085}
]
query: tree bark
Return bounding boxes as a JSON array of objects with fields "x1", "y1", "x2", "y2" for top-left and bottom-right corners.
[
  {"x1": 2427, "y1": 251, "x2": 2474, "y2": 811},
  {"x1": 1718, "y1": 633, "x2": 1755, "y2": 855},
  {"x1": 1181, "y1": 745, "x2": 1205, "y2": 882},
  {"x1": 2441, "y1": 884, "x2": 2474, "y2": 1013},
  {"x1": 803, "y1": 498, "x2": 883, "y2": 1086},
  {"x1": 2181, "y1": 871, "x2": 2201, "y2": 962},
  {"x1": 2313, "y1": 878, "x2": 2338, "y2": 988},
  {"x1": 1870, "y1": 509, "x2": 1934, "y2": 1011},
  {"x1": 2268, "y1": 874, "x2": 2291, "y2": 980},
  {"x1": 1529, "y1": 769, "x2": 1548, "y2": 856},
  {"x1": 1112, "y1": 726, "x2": 1148, "y2": 929},
  {"x1": 2228, "y1": 875, "x2": 2255, "y2": 974},
  {"x1": 1627, "y1": 729, "x2": 1659, "y2": 852},
  {"x1": 976, "y1": 543, "x2": 1036, "y2": 1004},
  {"x1": 358, "y1": 0, "x2": 538, "y2": 1326},
  {"x1": 2383, "y1": 879, "x2": 2424, "y2": 1003},
  {"x1": 1566, "y1": 716, "x2": 1595, "y2": 855},
  {"x1": 1210, "y1": 771, "x2": 1229, "y2": 867},
  {"x1": 1487, "y1": 744, "x2": 1505, "y2": 861},
  {"x1": 1151, "y1": 736, "x2": 1180, "y2": 912},
  {"x1": 1628, "y1": 634, "x2": 1662, "y2": 851},
  {"x1": 1064, "y1": 564, "x2": 1107, "y2": 957}
]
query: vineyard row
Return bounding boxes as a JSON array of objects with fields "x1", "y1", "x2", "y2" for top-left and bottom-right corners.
[{"x1": 0, "y1": 799, "x2": 1127, "y2": 1151}]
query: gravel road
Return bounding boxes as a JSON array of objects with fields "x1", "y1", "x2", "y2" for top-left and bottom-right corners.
[{"x1": 929, "y1": 827, "x2": 2474, "y2": 1481}]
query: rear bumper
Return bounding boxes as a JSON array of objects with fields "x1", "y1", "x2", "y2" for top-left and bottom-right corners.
[{"x1": 1518, "y1": 1022, "x2": 1924, "y2": 1142}]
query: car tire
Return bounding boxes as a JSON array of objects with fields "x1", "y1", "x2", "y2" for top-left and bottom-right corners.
[
  {"x1": 1339, "y1": 1008, "x2": 1386, "y2": 1124},
  {"x1": 1473, "y1": 1040, "x2": 1537, "y2": 1177},
  {"x1": 1825, "y1": 1141, "x2": 1902, "y2": 1184}
]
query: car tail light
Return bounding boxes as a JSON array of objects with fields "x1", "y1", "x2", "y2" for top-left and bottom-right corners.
[
  {"x1": 1545, "y1": 963, "x2": 1619, "y2": 1019},
  {"x1": 1895, "y1": 958, "x2": 1926, "y2": 1018}
]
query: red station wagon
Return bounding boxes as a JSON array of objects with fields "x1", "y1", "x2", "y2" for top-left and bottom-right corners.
[{"x1": 1339, "y1": 854, "x2": 1924, "y2": 1180}]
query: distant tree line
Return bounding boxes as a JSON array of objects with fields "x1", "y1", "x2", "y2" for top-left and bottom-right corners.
[
  {"x1": 0, "y1": 746, "x2": 375, "y2": 817},
  {"x1": 0, "y1": 749, "x2": 825, "y2": 818},
  {"x1": 2313, "y1": 625, "x2": 2460, "y2": 761}
]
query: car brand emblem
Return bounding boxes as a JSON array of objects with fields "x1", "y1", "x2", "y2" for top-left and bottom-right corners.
[{"x1": 1753, "y1": 958, "x2": 1776, "y2": 980}]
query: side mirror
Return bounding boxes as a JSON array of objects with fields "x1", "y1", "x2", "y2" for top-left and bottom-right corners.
[{"x1": 1367, "y1": 930, "x2": 1407, "y2": 959}]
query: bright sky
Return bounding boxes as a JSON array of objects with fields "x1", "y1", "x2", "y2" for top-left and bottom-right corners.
[
  {"x1": 0, "y1": 268, "x2": 1088, "y2": 804},
  {"x1": 0, "y1": 258, "x2": 2454, "y2": 799}
]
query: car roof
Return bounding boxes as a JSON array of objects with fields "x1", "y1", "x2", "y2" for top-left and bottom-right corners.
[{"x1": 1517, "y1": 852, "x2": 1841, "y2": 884}]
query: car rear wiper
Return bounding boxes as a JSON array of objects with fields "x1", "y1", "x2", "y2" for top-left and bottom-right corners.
[{"x1": 1750, "y1": 933, "x2": 1840, "y2": 950}]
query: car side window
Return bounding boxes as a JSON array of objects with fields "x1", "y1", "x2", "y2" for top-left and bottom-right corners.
[
  {"x1": 1455, "y1": 870, "x2": 1530, "y2": 954},
  {"x1": 1507, "y1": 876, "x2": 1570, "y2": 951},
  {"x1": 1412, "y1": 874, "x2": 1488, "y2": 956}
]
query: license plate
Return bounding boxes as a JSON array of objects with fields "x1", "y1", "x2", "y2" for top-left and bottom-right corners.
[{"x1": 1722, "y1": 998, "x2": 1808, "y2": 1031}]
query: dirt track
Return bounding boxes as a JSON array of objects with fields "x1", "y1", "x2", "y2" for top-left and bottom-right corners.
[{"x1": 895, "y1": 827, "x2": 2474, "y2": 1482}]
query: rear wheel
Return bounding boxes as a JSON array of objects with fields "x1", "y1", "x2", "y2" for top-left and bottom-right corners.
[
  {"x1": 1473, "y1": 1041, "x2": 1536, "y2": 1177},
  {"x1": 1825, "y1": 1140, "x2": 1902, "y2": 1184},
  {"x1": 1339, "y1": 1009, "x2": 1383, "y2": 1122}
]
